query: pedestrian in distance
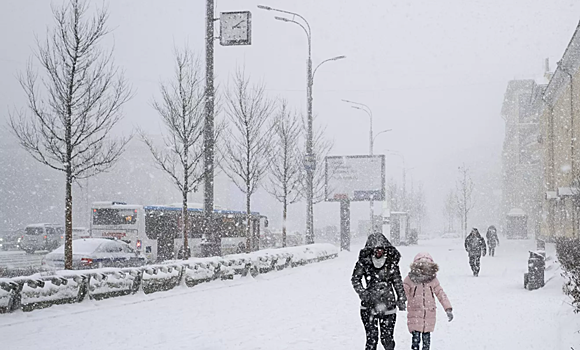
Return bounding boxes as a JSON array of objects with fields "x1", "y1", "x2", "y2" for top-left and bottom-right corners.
[
  {"x1": 486, "y1": 225, "x2": 500, "y2": 257},
  {"x1": 464, "y1": 227, "x2": 487, "y2": 276},
  {"x1": 403, "y1": 252, "x2": 453, "y2": 350},
  {"x1": 351, "y1": 233, "x2": 407, "y2": 350}
]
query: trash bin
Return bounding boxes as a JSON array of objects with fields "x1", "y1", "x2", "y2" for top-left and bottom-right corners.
[{"x1": 524, "y1": 251, "x2": 545, "y2": 290}]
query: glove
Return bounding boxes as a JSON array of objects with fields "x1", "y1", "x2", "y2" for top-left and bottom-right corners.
[
  {"x1": 397, "y1": 300, "x2": 406, "y2": 311},
  {"x1": 446, "y1": 309, "x2": 453, "y2": 322}
]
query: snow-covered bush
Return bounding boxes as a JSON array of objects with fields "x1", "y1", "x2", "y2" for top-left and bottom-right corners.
[{"x1": 555, "y1": 237, "x2": 580, "y2": 313}]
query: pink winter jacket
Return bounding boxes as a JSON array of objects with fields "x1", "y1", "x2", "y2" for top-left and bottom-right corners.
[{"x1": 403, "y1": 253, "x2": 452, "y2": 333}]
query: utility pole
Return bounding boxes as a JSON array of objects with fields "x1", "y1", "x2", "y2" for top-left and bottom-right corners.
[{"x1": 203, "y1": 0, "x2": 217, "y2": 256}]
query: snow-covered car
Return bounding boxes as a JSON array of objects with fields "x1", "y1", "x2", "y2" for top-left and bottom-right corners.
[{"x1": 42, "y1": 238, "x2": 146, "y2": 270}]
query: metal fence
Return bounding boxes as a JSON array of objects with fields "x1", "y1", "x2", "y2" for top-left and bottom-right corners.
[{"x1": 0, "y1": 243, "x2": 338, "y2": 314}]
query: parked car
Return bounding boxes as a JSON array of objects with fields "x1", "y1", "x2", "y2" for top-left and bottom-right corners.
[
  {"x1": 20, "y1": 223, "x2": 64, "y2": 253},
  {"x1": 42, "y1": 238, "x2": 146, "y2": 270},
  {"x1": 0, "y1": 230, "x2": 22, "y2": 251}
]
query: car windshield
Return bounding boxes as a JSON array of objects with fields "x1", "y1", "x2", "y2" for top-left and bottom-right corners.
[{"x1": 25, "y1": 227, "x2": 43, "y2": 235}]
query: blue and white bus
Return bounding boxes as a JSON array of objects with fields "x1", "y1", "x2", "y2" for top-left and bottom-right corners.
[{"x1": 90, "y1": 201, "x2": 268, "y2": 262}]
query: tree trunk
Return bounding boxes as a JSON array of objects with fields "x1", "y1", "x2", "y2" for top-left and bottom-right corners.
[
  {"x1": 65, "y1": 171, "x2": 73, "y2": 270},
  {"x1": 246, "y1": 191, "x2": 251, "y2": 253},
  {"x1": 282, "y1": 195, "x2": 287, "y2": 248},
  {"x1": 182, "y1": 187, "x2": 189, "y2": 259}
]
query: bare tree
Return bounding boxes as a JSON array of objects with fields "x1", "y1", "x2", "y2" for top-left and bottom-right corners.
[
  {"x1": 443, "y1": 190, "x2": 457, "y2": 233},
  {"x1": 266, "y1": 100, "x2": 302, "y2": 247},
  {"x1": 9, "y1": 0, "x2": 131, "y2": 269},
  {"x1": 140, "y1": 49, "x2": 207, "y2": 260},
  {"x1": 221, "y1": 70, "x2": 274, "y2": 252},
  {"x1": 456, "y1": 165, "x2": 476, "y2": 239}
]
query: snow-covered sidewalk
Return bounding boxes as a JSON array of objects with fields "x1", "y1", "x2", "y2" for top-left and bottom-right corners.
[{"x1": 0, "y1": 238, "x2": 577, "y2": 350}]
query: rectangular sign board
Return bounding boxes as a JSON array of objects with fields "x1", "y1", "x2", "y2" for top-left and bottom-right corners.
[{"x1": 325, "y1": 155, "x2": 385, "y2": 202}]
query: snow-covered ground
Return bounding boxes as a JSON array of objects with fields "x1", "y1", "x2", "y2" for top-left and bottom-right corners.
[{"x1": 0, "y1": 238, "x2": 578, "y2": 350}]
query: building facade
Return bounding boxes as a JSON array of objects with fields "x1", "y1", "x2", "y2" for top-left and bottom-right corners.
[
  {"x1": 501, "y1": 79, "x2": 544, "y2": 238},
  {"x1": 540, "y1": 23, "x2": 580, "y2": 239},
  {"x1": 502, "y1": 22, "x2": 580, "y2": 240}
]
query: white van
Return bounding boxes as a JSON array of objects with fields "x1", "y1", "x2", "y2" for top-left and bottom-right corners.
[{"x1": 20, "y1": 223, "x2": 64, "y2": 253}]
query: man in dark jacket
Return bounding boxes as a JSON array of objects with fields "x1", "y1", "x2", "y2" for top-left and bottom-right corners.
[
  {"x1": 465, "y1": 228, "x2": 487, "y2": 276},
  {"x1": 351, "y1": 233, "x2": 406, "y2": 350},
  {"x1": 486, "y1": 225, "x2": 500, "y2": 257}
]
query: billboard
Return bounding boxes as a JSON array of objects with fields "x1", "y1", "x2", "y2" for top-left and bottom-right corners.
[{"x1": 325, "y1": 155, "x2": 385, "y2": 202}]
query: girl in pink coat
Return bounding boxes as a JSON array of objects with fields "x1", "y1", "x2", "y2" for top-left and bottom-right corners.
[{"x1": 403, "y1": 252, "x2": 453, "y2": 350}]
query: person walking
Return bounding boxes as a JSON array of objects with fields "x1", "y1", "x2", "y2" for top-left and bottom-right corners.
[
  {"x1": 403, "y1": 252, "x2": 453, "y2": 350},
  {"x1": 351, "y1": 233, "x2": 407, "y2": 350},
  {"x1": 464, "y1": 228, "x2": 487, "y2": 276},
  {"x1": 486, "y1": 225, "x2": 500, "y2": 257}
]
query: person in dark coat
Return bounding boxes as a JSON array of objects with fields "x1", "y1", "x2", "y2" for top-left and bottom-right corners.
[
  {"x1": 486, "y1": 225, "x2": 500, "y2": 257},
  {"x1": 351, "y1": 233, "x2": 407, "y2": 350},
  {"x1": 464, "y1": 228, "x2": 487, "y2": 276}
]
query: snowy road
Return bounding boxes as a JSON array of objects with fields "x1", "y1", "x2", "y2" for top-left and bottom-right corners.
[{"x1": 0, "y1": 238, "x2": 577, "y2": 350}]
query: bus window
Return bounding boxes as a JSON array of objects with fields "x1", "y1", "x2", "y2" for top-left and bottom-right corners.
[
  {"x1": 144, "y1": 210, "x2": 178, "y2": 240},
  {"x1": 93, "y1": 208, "x2": 137, "y2": 225}
]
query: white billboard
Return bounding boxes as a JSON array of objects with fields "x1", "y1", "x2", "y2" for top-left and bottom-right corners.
[{"x1": 325, "y1": 155, "x2": 385, "y2": 202}]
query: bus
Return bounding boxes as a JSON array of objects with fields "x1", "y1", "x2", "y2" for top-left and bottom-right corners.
[{"x1": 90, "y1": 201, "x2": 268, "y2": 262}]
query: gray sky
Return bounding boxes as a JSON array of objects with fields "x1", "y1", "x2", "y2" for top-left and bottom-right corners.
[{"x1": 1, "y1": 0, "x2": 580, "y2": 233}]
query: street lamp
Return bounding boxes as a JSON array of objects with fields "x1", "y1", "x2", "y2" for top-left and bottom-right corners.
[
  {"x1": 342, "y1": 100, "x2": 374, "y2": 154},
  {"x1": 259, "y1": 4, "x2": 345, "y2": 245},
  {"x1": 373, "y1": 129, "x2": 392, "y2": 146}
]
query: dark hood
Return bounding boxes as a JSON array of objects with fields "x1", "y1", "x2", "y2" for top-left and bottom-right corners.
[
  {"x1": 364, "y1": 233, "x2": 393, "y2": 249},
  {"x1": 359, "y1": 233, "x2": 401, "y2": 266}
]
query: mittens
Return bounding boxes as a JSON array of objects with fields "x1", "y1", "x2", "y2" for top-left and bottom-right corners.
[{"x1": 446, "y1": 309, "x2": 453, "y2": 322}]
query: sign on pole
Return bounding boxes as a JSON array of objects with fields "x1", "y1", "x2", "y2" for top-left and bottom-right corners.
[
  {"x1": 220, "y1": 11, "x2": 252, "y2": 46},
  {"x1": 325, "y1": 155, "x2": 385, "y2": 202}
]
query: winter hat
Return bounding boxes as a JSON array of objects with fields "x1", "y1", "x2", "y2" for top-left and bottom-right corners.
[
  {"x1": 409, "y1": 252, "x2": 439, "y2": 283},
  {"x1": 413, "y1": 252, "x2": 435, "y2": 264}
]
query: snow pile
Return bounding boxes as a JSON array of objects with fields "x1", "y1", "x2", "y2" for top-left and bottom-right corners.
[{"x1": 0, "y1": 243, "x2": 338, "y2": 313}]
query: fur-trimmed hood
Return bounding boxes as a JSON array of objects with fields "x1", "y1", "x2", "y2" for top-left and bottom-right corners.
[{"x1": 408, "y1": 252, "x2": 439, "y2": 284}]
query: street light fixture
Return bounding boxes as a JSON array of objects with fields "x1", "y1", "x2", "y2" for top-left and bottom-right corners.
[
  {"x1": 259, "y1": 4, "x2": 345, "y2": 245},
  {"x1": 373, "y1": 129, "x2": 392, "y2": 145}
]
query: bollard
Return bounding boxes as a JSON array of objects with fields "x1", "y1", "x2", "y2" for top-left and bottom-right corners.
[{"x1": 524, "y1": 251, "x2": 545, "y2": 290}]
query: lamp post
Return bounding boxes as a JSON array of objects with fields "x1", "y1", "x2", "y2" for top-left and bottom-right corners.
[{"x1": 258, "y1": 4, "x2": 345, "y2": 244}]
